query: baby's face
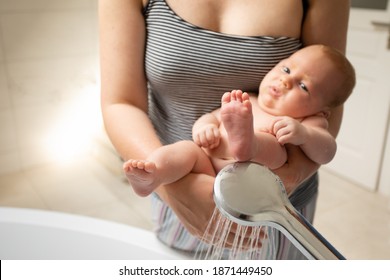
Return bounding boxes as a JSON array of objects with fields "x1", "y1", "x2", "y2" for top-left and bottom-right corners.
[{"x1": 258, "y1": 46, "x2": 338, "y2": 118}]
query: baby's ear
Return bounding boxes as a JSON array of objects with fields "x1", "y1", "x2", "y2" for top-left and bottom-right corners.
[{"x1": 317, "y1": 109, "x2": 331, "y2": 119}]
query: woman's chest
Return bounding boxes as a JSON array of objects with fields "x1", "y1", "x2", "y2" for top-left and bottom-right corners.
[{"x1": 164, "y1": 0, "x2": 304, "y2": 38}]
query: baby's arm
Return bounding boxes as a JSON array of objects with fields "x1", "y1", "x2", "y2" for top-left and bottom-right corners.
[
  {"x1": 273, "y1": 116, "x2": 336, "y2": 164},
  {"x1": 192, "y1": 110, "x2": 221, "y2": 149}
]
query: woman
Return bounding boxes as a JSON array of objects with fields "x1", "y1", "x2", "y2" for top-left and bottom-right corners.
[{"x1": 99, "y1": 0, "x2": 350, "y2": 259}]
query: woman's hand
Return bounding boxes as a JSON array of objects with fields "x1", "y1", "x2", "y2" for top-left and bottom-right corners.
[
  {"x1": 154, "y1": 172, "x2": 264, "y2": 247},
  {"x1": 273, "y1": 144, "x2": 319, "y2": 195}
]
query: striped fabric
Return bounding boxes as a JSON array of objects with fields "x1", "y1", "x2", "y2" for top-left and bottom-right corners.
[
  {"x1": 144, "y1": 0, "x2": 319, "y2": 258},
  {"x1": 144, "y1": 0, "x2": 302, "y2": 144}
]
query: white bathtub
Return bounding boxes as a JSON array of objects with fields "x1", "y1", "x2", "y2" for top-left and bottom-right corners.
[{"x1": 0, "y1": 207, "x2": 189, "y2": 259}]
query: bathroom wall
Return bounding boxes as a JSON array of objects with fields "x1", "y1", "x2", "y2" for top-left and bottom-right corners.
[
  {"x1": 351, "y1": 0, "x2": 388, "y2": 10},
  {"x1": 0, "y1": 0, "x2": 100, "y2": 175}
]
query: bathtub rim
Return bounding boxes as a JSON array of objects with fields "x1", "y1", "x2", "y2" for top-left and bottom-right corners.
[{"x1": 0, "y1": 207, "x2": 189, "y2": 260}]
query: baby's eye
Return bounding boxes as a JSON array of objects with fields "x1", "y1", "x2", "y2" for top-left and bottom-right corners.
[
  {"x1": 282, "y1": 66, "x2": 290, "y2": 74},
  {"x1": 299, "y1": 82, "x2": 309, "y2": 92}
]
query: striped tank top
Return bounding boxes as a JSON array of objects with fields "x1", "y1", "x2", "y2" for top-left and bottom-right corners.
[
  {"x1": 144, "y1": 0, "x2": 318, "y2": 254},
  {"x1": 145, "y1": 0, "x2": 302, "y2": 144}
]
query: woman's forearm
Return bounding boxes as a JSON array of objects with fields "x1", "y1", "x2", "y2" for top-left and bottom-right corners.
[
  {"x1": 280, "y1": 0, "x2": 350, "y2": 193},
  {"x1": 154, "y1": 172, "x2": 215, "y2": 237},
  {"x1": 102, "y1": 103, "x2": 162, "y2": 161}
]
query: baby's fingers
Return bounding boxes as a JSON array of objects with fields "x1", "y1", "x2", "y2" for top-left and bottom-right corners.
[
  {"x1": 198, "y1": 132, "x2": 210, "y2": 147},
  {"x1": 272, "y1": 119, "x2": 285, "y2": 135},
  {"x1": 195, "y1": 129, "x2": 219, "y2": 148},
  {"x1": 276, "y1": 125, "x2": 293, "y2": 142},
  {"x1": 208, "y1": 127, "x2": 221, "y2": 148}
]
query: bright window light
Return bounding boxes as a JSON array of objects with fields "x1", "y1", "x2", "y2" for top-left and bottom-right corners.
[{"x1": 44, "y1": 85, "x2": 102, "y2": 163}]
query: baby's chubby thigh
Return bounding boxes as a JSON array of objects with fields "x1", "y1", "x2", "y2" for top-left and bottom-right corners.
[
  {"x1": 200, "y1": 134, "x2": 235, "y2": 174},
  {"x1": 153, "y1": 140, "x2": 216, "y2": 177}
]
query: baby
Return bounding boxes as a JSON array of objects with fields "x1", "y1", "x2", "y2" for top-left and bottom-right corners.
[{"x1": 124, "y1": 44, "x2": 356, "y2": 197}]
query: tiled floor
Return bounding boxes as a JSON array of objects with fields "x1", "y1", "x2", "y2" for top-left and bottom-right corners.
[
  {"x1": 0, "y1": 155, "x2": 389, "y2": 260},
  {"x1": 315, "y1": 168, "x2": 390, "y2": 259},
  {"x1": 0, "y1": 156, "x2": 154, "y2": 231},
  {"x1": 0, "y1": 0, "x2": 389, "y2": 260}
]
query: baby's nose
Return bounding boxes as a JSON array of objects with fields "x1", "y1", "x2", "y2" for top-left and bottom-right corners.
[{"x1": 280, "y1": 76, "x2": 292, "y2": 90}]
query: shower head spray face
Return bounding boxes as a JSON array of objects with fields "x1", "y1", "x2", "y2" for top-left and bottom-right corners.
[
  {"x1": 213, "y1": 161, "x2": 288, "y2": 226},
  {"x1": 213, "y1": 161, "x2": 345, "y2": 260}
]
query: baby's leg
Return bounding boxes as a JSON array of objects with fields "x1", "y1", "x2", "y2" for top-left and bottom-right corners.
[
  {"x1": 220, "y1": 90, "x2": 256, "y2": 161},
  {"x1": 123, "y1": 140, "x2": 215, "y2": 197}
]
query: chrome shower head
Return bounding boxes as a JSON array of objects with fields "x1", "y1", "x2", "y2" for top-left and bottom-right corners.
[{"x1": 213, "y1": 161, "x2": 345, "y2": 260}]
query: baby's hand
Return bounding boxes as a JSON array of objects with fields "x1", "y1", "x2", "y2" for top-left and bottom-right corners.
[
  {"x1": 193, "y1": 124, "x2": 221, "y2": 149},
  {"x1": 272, "y1": 116, "x2": 307, "y2": 145}
]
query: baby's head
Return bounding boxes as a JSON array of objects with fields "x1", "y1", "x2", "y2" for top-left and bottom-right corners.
[
  {"x1": 258, "y1": 44, "x2": 356, "y2": 118},
  {"x1": 312, "y1": 45, "x2": 356, "y2": 107}
]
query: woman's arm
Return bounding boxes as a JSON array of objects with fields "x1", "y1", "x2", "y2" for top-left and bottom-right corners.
[
  {"x1": 99, "y1": 0, "x2": 161, "y2": 159},
  {"x1": 99, "y1": 0, "x2": 216, "y2": 238},
  {"x1": 303, "y1": 0, "x2": 349, "y2": 137},
  {"x1": 303, "y1": 0, "x2": 349, "y2": 135},
  {"x1": 273, "y1": 0, "x2": 350, "y2": 194}
]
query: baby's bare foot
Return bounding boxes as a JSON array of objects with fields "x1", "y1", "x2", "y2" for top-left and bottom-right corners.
[
  {"x1": 220, "y1": 90, "x2": 256, "y2": 161},
  {"x1": 123, "y1": 159, "x2": 158, "y2": 197}
]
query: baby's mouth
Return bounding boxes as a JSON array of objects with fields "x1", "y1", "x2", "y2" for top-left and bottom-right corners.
[{"x1": 268, "y1": 85, "x2": 282, "y2": 98}]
